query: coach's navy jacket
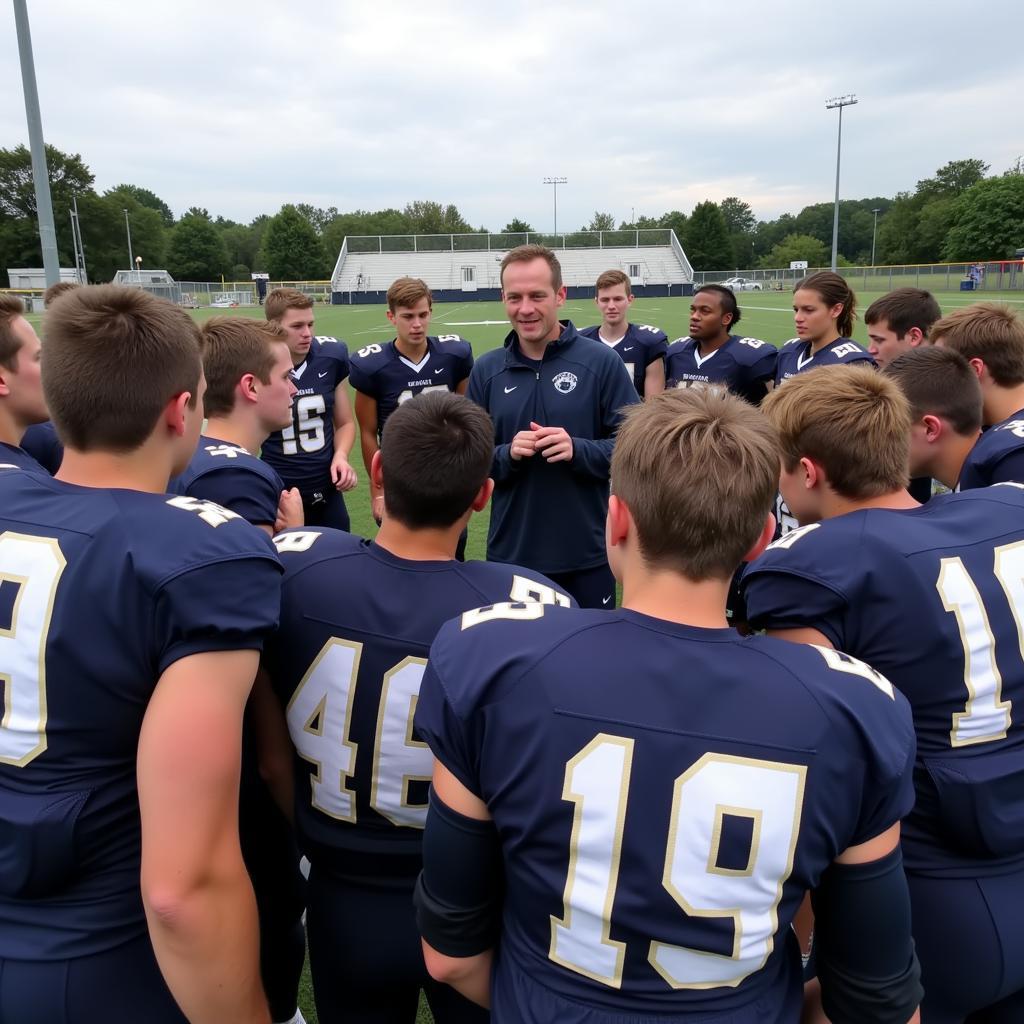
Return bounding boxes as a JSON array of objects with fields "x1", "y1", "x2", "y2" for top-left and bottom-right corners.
[{"x1": 467, "y1": 321, "x2": 639, "y2": 574}]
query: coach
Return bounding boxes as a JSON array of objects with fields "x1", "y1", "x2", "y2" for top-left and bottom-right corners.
[{"x1": 467, "y1": 244, "x2": 639, "y2": 607}]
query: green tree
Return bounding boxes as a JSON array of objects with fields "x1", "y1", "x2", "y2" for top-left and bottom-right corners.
[
  {"x1": 403, "y1": 201, "x2": 473, "y2": 234},
  {"x1": 943, "y1": 175, "x2": 1024, "y2": 261},
  {"x1": 262, "y1": 204, "x2": 325, "y2": 279},
  {"x1": 106, "y1": 184, "x2": 174, "y2": 226},
  {"x1": 295, "y1": 203, "x2": 339, "y2": 234},
  {"x1": 719, "y1": 197, "x2": 755, "y2": 236},
  {"x1": 917, "y1": 158, "x2": 989, "y2": 199},
  {"x1": 0, "y1": 144, "x2": 94, "y2": 220},
  {"x1": 758, "y1": 233, "x2": 829, "y2": 269},
  {"x1": 683, "y1": 202, "x2": 734, "y2": 270},
  {"x1": 585, "y1": 211, "x2": 615, "y2": 231},
  {"x1": 165, "y1": 211, "x2": 229, "y2": 280},
  {"x1": 76, "y1": 193, "x2": 167, "y2": 281},
  {"x1": 503, "y1": 218, "x2": 533, "y2": 233}
]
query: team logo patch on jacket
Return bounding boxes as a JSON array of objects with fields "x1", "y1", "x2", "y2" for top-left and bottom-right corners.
[{"x1": 552, "y1": 371, "x2": 578, "y2": 394}]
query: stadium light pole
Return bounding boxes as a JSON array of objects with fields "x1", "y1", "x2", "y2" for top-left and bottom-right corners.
[
  {"x1": 871, "y1": 207, "x2": 881, "y2": 267},
  {"x1": 825, "y1": 94, "x2": 857, "y2": 272},
  {"x1": 543, "y1": 176, "x2": 567, "y2": 237},
  {"x1": 124, "y1": 209, "x2": 134, "y2": 274},
  {"x1": 13, "y1": 0, "x2": 60, "y2": 288}
]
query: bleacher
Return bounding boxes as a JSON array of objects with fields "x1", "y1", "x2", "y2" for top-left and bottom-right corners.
[{"x1": 330, "y1": 232, "x2": 694, "y2": 304}]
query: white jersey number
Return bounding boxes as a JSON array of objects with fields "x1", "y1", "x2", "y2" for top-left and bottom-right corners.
[
  {"x1": 282, "y1": 394, "x2": 327, "y2": 455},
  {"x1": 550, "y1": 738, "x2": 805, "y2": 990},
  {"x1": 0, "y1": 534, "x2": 67, "y2": 766}
]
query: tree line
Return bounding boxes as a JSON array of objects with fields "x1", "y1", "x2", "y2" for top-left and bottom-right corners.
[{"x1": 1, "y1": 145, "x2": 1021, "y2": 286}]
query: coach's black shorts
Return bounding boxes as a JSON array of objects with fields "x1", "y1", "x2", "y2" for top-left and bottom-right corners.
[{"x1": 301, "y1": 487, "x2": 350, "y2": 532}]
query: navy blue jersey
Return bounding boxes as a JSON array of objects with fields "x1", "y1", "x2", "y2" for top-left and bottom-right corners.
[
  {"x1": 774, "y1": 337, "x2": 875, "y2": 385},
  {"x1": 19, "y1": 421, "x2": 63, "y2": 475},
  {"x1": 348, "y1": 335, "x2": 474, "y2": 440},
  {"x1": 261, "y1": 336, "x2": 350, "y2": 494},
  {"x1": 467, "y1": 323, "x2": 640, "y2": 575},
  {"x1": 0, "y1": 470, "x2": 281, "y2": 959},
  {"x1": 416, "y1": 604, "x2": 915, "y2": 1020},
  {"x1": 0, "y1": 441, "x2": 47, "y2": 475},
  {"x1": 170, "y1": 434, "x2": 284, "y2": 528},
  {"x1": 744, "y1": 486, "x2": 1024, "y2": 877},
  {"x1": 665, "y1": 334, "x2": 777, "y2": 405},
  {"x1": 578, "y1": 323, "x2": 667, "y2": 397},
  {"x1": 263, "y1": 528, "x2": 571, "y2": 880},
  {"x1": 958, "y1": 409, "x2": 1024, "y2": 490}
]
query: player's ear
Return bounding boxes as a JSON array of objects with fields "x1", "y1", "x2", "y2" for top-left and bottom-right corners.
[
  {"x1": 606, "y1": 494, "x2": 631, "y2": 547},
  {"x1": 555, "y1": 285, "x2": 567, "y2": 308},
  {"x1": 743, "y1": 513, "x2": 777, "y2": 563},
  {"x1": 239, "y1": 372, "x2": 258, "y2": 403},
  {"x1": 470, "y1": 478, "x2": 494, "y2": 512},
  {"x1": 907, "y1": 327, "x2": 925, "y2": 347},
  {"x1": 922, "y1": 413, "x2": 944, "y2": 443},
  {"x1": 800, "y1": 456, "x2": 821, "y2": 490},
  {"x1": 165, "y1": 391, "x2": 192, "y2": 438},
  {"x1": 968, "y1": 357, "x2": 986, "y2": 383},
  {"x1": 370, "y1": 449, "x2": 384, "y2": 491},
  {"x1": 0, "y1": 365, "x2": 10, "y2": 396}
]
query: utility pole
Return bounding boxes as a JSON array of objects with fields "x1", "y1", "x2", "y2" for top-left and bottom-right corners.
[
  {"x1": 825, "y1": 94, "x2": 857, "y2": 273},
  {"x1": 13, "y1": 0, "x2": 60, "y2": 287},
  {"x1": 543, "y1": 176, "x2": 567, "y2": 237}
]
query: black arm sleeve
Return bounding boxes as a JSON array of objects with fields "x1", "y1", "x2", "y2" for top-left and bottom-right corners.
[
  {"x1": 811, "y1": 846, "x2": 923, "y2": 1024},
  {"x1": 413, "y1": 789, "x2": 503, "y2": 958}
]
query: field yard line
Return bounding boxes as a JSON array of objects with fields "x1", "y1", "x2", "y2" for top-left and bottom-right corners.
[
  {"x1": 434, "y1": 304, "x2": 470, "y2": 321},
  {"x1": 351, "y1": 326, "x2": 394, "y2": 336},
  {"x1": 445, "y1": 320, "x2": 510, "y2": 326}
]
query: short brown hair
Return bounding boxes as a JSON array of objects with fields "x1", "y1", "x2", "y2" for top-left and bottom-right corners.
[
  {"x1": 864, "y1": 288, "x2": 941, "y2": 338},
  {"x1": 43, "y1": 281, "x2": 80, "y2": 308},
  {"x1": 0, "y1": 293, "x2": 26, "y2": 370},
  {"x1": 380, "y1": 391, "x2": 494, "y2": 529},
  {"x1": 200, "y1": 317, "x2": 288, "y2": 418},
  {"x1": 43, "y1": 285, "x2": 202, "y2": 452},
  {"x1": 500, "y1": 244, "x2": 562, "y2": 292},
  {"x1": 931, "y1": 303, "x2": 1024, "y2": 387},
  {"x1": 595, "y1": 269, "x2": 631, "y2": 294},
  {"x1": 611, "y1": 388, "x2": 779, "y2": 581},
  {"x1": 387, "y1": 277, "x2": 432, "y2": 312},
  {"x1": 761, "y1": 365, "x2": 910, "y2": 499},
  {"x1": 265, "y1": 287, "x2": 313, "y2": 322},
  {"x1": 884, "y1": 347, "x2": 982, "y2": 437},
  {"x1": 795, "y1": 271, "x2": 857, "y2": 338}
]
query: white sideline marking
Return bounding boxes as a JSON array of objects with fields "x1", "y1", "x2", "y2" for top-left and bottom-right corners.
[
  {"x1": 445, "y1": 320, "x2": 510, "y2": 326},
  {"x1": 435, "y1": 304, "x2": 470, "y2": 321}
]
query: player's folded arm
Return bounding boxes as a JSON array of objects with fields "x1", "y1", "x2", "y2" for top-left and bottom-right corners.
[
  {"x1": 414, "y1": 786, "x2": 503, "y2": 960},
  {"x1": 811, "y1": 841, "x2": 922, "y2": 1024},
  {"x1": 742, "y1": 567, "x2": 848, "y2": 648}
]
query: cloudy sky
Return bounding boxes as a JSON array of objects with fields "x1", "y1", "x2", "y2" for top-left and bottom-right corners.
[{"x1": 2, "y1": 0, "x2": 1021, "y2": 232}]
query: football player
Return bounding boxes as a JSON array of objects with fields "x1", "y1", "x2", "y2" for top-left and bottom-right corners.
[
  {"x1": 933, "y1": 303, "x2": 1024, "y2": 489},
  {"x1": 0, "y1": 293, "x2": 49, "y2": 473},
  {"x1": 665, "y1": 284, "x2": 776, "y2": 404},
  {"x1": 743, "y1": 365, "x2": 1024, "y2": 1022},
  {"x1": 172, "y1": 317, "x2": 302, "y2": 534},
  {"x1": 467, "y1": 245, "x2": 640, "y2": 609},
  {"x1": 864, "y1": 287, "x2": 942, "y2": 370},
  {"x1": 414, "y1": 388, "x2": 921, "y2": 1024},
  {"x1": 0, "y1": 285, "x2": 281, "y2": 1023},
  {"x1": 350, "y1": 277, "x2": 473, "y2": 526},
  {"x1": 884, "y1": 347, "x2": 982, "y2": 491},
  {"x1": 261, "y1": 288, "x2": 358, "y2": 529},
  {"x1": 579, "y1": 269, "x2": 666, "y2": 397},
  {"x1": 257, "y1": 391, "x2": 571, "y2": 1024},
  {"x1": 169, "y1": 316, "x2": 307, "y2": 1024},
  {"x1": 774, "y1": 271, "x2": 874, "y2": 386}
]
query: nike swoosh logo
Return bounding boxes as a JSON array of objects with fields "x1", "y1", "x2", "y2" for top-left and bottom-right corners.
[
  {"x1": 435, "y1": 369, "x2": 444, "y2": 374},
  {"x1": 623, "y1": 346, "x2": 634, "y2": 351},
  {"x1": 601, "y1": 595, "x2": 612, "y2": 605},
  {"x1": 318, "y1": 371, "x2": 329, "y2": 378},
  {"x1": 504, "y1": 386, "x2": 517, "y2": 393}
]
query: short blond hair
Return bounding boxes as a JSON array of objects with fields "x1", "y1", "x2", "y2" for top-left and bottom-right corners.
[
  {"x1": 387, "y1": 277, "x2": 432, "y2": 312},
  {"x1": 43, "y1": 281, "x2": 80, "y2": 308},
  {"x1": 611, "y1": 388, "x2": 779, "y2": 580},
  {"x1": 596, "y1": 269, "x2": 631, "y2": 294},
  {"x1": 761, "y1": 365, "x2": 911, "y2": 499},
  {"x1": 931, "y1": 303, "x2": 1024, "y2": 387},
  {"x1": 500, "y1": 244, "x2": 562, "y2": 291},
  {"x1": 200, "y1": 317, "x2": 289, "y2": 418},
  {"x1": 265, "y1": 287, "x2": 313, "y2": 322}
]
